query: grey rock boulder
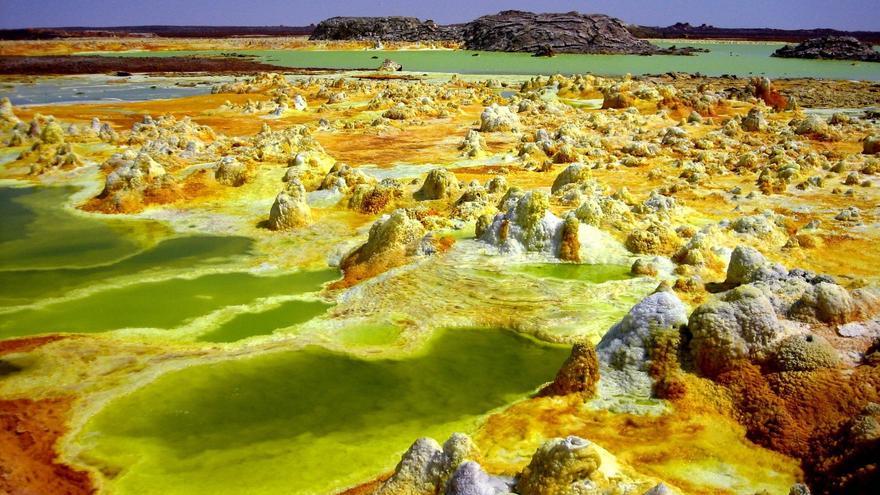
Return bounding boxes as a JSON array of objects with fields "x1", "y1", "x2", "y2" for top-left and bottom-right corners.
[
  {"x1": 445, "y1": 461, "x2": 512, "y2": 495},
  {"x1": 689, "y1": 284, "x2": 785, "y2": 373},
  {"x1": 725, "y1": 245, "x2": 787, "y2": 286}
]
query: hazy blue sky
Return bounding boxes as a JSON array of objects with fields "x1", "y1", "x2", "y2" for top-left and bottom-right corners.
[{"x1": 1, "y1": 0, "x2": 878, "y2": 31}]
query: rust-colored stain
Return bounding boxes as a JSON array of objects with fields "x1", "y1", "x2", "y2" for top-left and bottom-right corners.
[{"x1": 0, "y1": 397, "x2": 95, "y2": 495}]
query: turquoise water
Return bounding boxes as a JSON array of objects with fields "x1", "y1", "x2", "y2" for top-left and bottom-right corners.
[
  {"x1": 0, "y1": 76, "x2": 209, "y2": 105},
  {"x1": 102, "y1": 42, "x2": 880, "y2": 80},
  {"x1": 78, "y1": 328, "x2": 569, "y2": 495}
]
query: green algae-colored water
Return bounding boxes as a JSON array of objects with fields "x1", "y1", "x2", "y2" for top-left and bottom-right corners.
[
  {"x1": 0, "y1": 235, "x2": 255, "y2": 307},
  {"x1": 335, "y1": 323, "x2": 403, "y2": 347},
  {"x1": 100, "y1": 41, "x2": 880, "y2": 80},
  {"x1": 0, "y1": 185, "x2": 337, "y2": 340},
  {"x1": 0, "y1": 270, "x2": 337, "y2": 338},
  {"x1": 0, "y1": 186, "x2": 168, "y2": 270},
  {"x1": 0, "y1": 187, "x2": 32, "y2": 243},
  {"x1": 199, "y1": 298, "x2": 333, "y2": 343},
  {"x1": 76, "y1": 328, "x2": 569, "y2": 495}
]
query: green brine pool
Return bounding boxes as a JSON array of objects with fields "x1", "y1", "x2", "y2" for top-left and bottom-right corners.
[
  {"x1": 75, "y1": 328, "x2": 569, "y2": 495},
  {"x1": 0, "y1": 185, "x2": 337, "y2": 340}
]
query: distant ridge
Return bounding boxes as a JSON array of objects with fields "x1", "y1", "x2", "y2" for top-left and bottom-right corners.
[
  {"x1": 0, "y1": 25, "x2": 315, "y2": 40},
  {"x1": 629, "y1": 22, "x2": 880, "y2": 44},
  {"x1": 1, "y1": 19, "x2": 878, "y2": 44}
]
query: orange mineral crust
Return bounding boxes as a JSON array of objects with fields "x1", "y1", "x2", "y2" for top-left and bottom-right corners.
[
  {"x1": 715, "y1": 360, "x2": 880, "y2": 492},
  {"x1": 0, "y1": 336, "x2": 66, "y2": 356},
  {"x1": 0, "y1": 397, "x2": 95, "y2": 495},
  {"x1": 474, "y1": 394, "x2": 802, "y2": 495}
]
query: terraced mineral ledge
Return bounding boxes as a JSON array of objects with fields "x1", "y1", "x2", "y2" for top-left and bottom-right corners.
[{"x1": 0, "y1": 15, "x2": 879, "y2": 495}]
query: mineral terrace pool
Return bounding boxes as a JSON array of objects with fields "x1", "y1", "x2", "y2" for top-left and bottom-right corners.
[
  {"x1": 75, "y1": 328, "x2": 569, "y2": 495},
  {"x1": 0, "y1": 185, "x2": 336, "y2": 340}
]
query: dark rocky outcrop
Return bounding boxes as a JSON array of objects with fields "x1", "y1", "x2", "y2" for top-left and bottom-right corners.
[
  {"x1": 630, "y1": 23, "x2": 880, "y2": 44},
  {"x1": 309, "y1": 16, "x2": 460, "y2": 42},
  {"x1": 773, "y1": 36, "x2": 880, "y2": 62},
  {"x1": 309, "y1": 11, "x2": 701, "y2": 56},
  {"x1": 460, "y1": 11, "x2": 659, "y2": 55}
]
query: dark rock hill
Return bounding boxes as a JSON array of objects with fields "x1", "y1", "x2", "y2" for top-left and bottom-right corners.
[
  {"x1": 309, "y1": 16, "x2": 459, "y2": 42},
  {"x1": 460, "y1": 10, "x2": 659, "y2": 55},
  {"x1": 773, "y1": 36, "x2": 880, "y2": 62},
  {"x1": 630, "y1": 23, "x2": 880, "y2": 44},
  {"x1": 308, "y1": 11, "x2": 702, "y2": 55}
]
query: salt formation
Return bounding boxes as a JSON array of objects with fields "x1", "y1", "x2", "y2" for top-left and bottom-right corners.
[
  {"x1": 516, "y1": 436, "x2": 602, "y2": 495},
  {"x1": 338, "y1": 209, "x2": 442, "y2": 284},
  {"x1": 95, "y1": 151, "x2": 176, "y2": 211},
  {"x1": 212, "y1": 72, "x2": 291, "y2": 94},
  {"x1": 376, "y1": 433, "x2": 481, "y2": 495},
  {"x1": 479, "y1": 191, "x2": 562, "y2": 255},
  {"x1": 0, "y1": 97, "x2": 20, "y2": 127},
  {"x1": 479, "y1": 104, "x2": 520, "y2": 132},
  {"x1": 689, "y1": 284, "x2": 786, "y2": 373},
  {"x1": 267, "y1": 179, "x2": 312, "y2": 230},
  {"x1": 415, "y1": 168, "x2": 461, "y2": 200},
  {"x1": 378, "y1": 433, "x2": 666, "y2": 495},
  {"x1": 538, "y1": 343, "x2": 600, "y2": 397},
  {"x1": 214, "y1": 156, "x2": 248, "y2": 186},
  {"x1": 378, "y1": 58, "x2": 403, "y2": 71},
  {"x1": 595, "y1": 289, "x2": 688, "y2": 399},
  {"x1": 459, "y1": 129, "x2": 486, "y2": 158}
]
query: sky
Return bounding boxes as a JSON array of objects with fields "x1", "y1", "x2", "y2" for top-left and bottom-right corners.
[{"x1": 1, "y1": 0, "x2": 878, "y2": 31}]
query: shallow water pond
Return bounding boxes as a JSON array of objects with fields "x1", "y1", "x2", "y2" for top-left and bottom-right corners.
[
  {"x1": 0, "y1": 185, "x2": 337, "y2": 340},
  {"x1": 104, "y1": 42, "x2": 880, "y2": 80},
  {"x1": 0, "y1": 186, "x2": 168, "y2": 270},
  {"x1": 1, "y1": 76, "x2": 210, "y2": 105},
  {"x1": 0, "y1": 235, "x2": 255, "y2": 307},
  {"x1": 76, "y1": 328, "x2": 569, "y2": 495},
  {"x1": 0, "y1": 269, "x2": 337, "y2": 338},
  {"x1": 199, "y1": 298, "x2": 333, "y2": 343},
  {"x1": 334, "y1": 323, "x2": 403, "y2": 347}
]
